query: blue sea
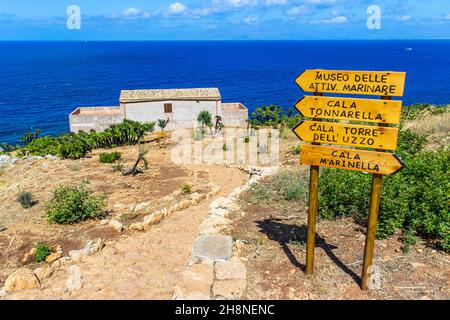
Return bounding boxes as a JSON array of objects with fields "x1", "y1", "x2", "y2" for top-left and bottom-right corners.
[{"x1": 1, "y1": 40, "x2": 449, "y2": 144}]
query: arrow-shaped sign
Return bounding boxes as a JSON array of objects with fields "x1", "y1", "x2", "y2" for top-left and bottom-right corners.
[
  {"x1": 293, "y1": 120, "x2": 399, "y2": 150},
  {"x1": 300, "y1": 145, "x2": 405, "y2": 175},
  {"x1": 295, "y1": 96, "x2": 402, "y2": 124},
  {"x1": 295, "y1": 69, "x2": 406, "y2": 96}
]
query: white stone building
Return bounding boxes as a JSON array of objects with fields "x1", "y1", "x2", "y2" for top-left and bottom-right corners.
[{"x1": 69, "y1": 88, "x2": 248, "y2": 133}]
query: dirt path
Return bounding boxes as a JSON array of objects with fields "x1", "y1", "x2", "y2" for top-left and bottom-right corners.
[{"x1": 5, "y1": 165, "x2": 246, "y2": 300}]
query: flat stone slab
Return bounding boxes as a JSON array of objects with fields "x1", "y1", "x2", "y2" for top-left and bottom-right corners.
[
  {"x1": 192, "y1": 235, "x2": 233, "y2": 262},
  {"x1": 212, "y1": 279, "x2": 247, "y2": 300},
  {"x1": 215, "y1": 257, "x2": 247, "y2": 280},
  {"x1": 173, "y1": 262, "x2": 214, "y2": 300},
  {"x1": 198, "y1": 217, "x2": 232, "y2": 236}
]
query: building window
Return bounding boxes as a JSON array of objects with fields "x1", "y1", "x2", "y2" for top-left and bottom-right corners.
[{"x1": 164, "y1": 103, "x2": 173, "y2": 113}]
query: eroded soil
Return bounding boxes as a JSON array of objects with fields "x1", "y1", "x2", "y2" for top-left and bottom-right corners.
[{"x1": 229, "y1": 173, "x2": 450, "y2": 300}]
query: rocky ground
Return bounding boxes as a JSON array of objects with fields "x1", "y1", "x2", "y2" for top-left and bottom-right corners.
[
  {"x1": 0, "y1": 140, "x2": 196, "y2": 286},
  {"x1": 0, "y1": 133, "x2": 251, "y2": 299},
  {"x1": 0, "y1": 158, "x2": 247, "y2": 299},
  {"x1": 228, "y1": 168, "x2": 449, "y2": 300},
  {"x1": 0, "y1": 112, "x2": 448, "y2": 300}
]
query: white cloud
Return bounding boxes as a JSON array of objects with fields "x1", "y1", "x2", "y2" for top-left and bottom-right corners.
[
  {"x1": 306, "y1": 0, "x2": 336, "y2": 4},
  {"x1": 396, "y1": 15, "x2": 412, "y2": 22},
  {"x1": 192, "y1": 7, "x2": 216, "y2": 16},
  {"x1": 122, "y1": 7, "x2": 153, "y2": 19},
  {"x1": 123, "y1": 8, "x2": 143, "y2": 17},
  {"x1": 191, "y1": 0, "x2": 258, "y2": 17},
  {"x1": 244, "y1": 16, "x2": 259, "y2": 25},
  {"x1": 221, "y1": 0, "x2": 259, "y2": 8},
  {"x1": 433, "y1": 13, "x2": 450, "y2": 21},
  {"x1": 311, "y1": 15, "x2": 348, "y2": 24},
  {"x1": 167, "y1": 2, "x2": 187, "y2": 15},
  {"x1": 287, "y1": 6, "x2": 309, "y2": 16},
  {"x1": 265, "y1": 0, "x2": 288, "y2": 5}
]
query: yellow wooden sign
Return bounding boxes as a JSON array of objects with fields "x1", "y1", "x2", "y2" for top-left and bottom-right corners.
[
  {"x1": 293, "y1": 120, "x2": 399, "y2": 150},
  {"x1": 295, "y1": 96, "x2": 402, "y2": 124},
  {"x1": 295, "y1": 69, "x2": 406, "y2": 96},
  {"x1": 300, "y1": 145, "x2": 405, "y2": 175}
]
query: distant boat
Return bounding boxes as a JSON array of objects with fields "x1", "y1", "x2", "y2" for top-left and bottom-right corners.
[{"x1": 405, "y1": 47, "x2": 413, "y2": 51}]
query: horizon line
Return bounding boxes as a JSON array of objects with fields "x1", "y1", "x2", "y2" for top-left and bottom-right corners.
[{"x1": 1, "y1": 38, "x2": 450, "y2": 42}]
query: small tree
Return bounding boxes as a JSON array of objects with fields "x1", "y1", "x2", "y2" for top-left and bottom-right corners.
[
  {"x1": 123, "y1": 145, "x2": 150, "y2": 176},
  {"x1": 20, "y1": 129, "x2": 41, "y2": 146},
  {"x1": 197, "y1": 111, "x2": 212, "y2": 135},
  {"x1": 214, "y1": 115, "x2": 224, "y2": 134},
  {"x1": 158, "y1": 119, "x2": 170, "y2": 132}
]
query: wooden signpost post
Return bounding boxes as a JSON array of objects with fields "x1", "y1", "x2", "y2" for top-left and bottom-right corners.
[{"x1": 293, "y1": 69, "x2": 406, "y2": 290}]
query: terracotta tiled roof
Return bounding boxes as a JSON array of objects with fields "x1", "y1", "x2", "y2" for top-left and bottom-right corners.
[{"x1": 120, "y1": 88, "x2": 221, "y2": 103}]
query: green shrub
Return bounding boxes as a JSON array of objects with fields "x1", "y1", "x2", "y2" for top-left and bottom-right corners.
[
  {"x1": 20, "y1": 136, "x2": 59, "y2": 157},
  {"x1": 0, "y1": 143, "x2": 18, "y2": 154},
  {"x1": 58, "y1": 133, "x2": 93, "y2": 160},
  {"x1": 284, "y1": 183, "x2": 304, "y2": 201},
  {"x1": 35, "y1": 242, "x2": 52, "y2": 262},
  {"x1": 396, "y1": 129, "x2": 427, "y2": 158},
  {"x1": 291, "y1": 144, "x2": 301, "y2": 155},
  {"x1": 246, "y1": 170, "x2": 308, "y2": 205},
  {"x1": 20, "y1": 129, "x2": 41, "y2": 146},
  {"x1": 20, "y1": 120, "x2": 155, "y2": 160},
  {"x1": 45, "y1": 181, "x2": 106, "y2": 224},
  {"x1": 248, "y1": 182, "x2": 272, "y2": 204},
  {"x1": 181, "y1": 183, "x2": 192, "y2": 194},
  {"x1": 318, "y1": 169, "x2": 371, "y2": 221},
  {"x1": 401, "y1": 228, "x2": 418, "y2": 253},
  {"x1": 17, "y1": 191, "x2": 34, "y2": 209},
  {"x1": 251, "y1": 105, "x2": 284, "y2": 128},
  {"x1": 318, "y1": 147, "x2": 449, "y2": 251},
  {"x1": 285, "y1": 114, "x2": 303, "y2": 129},
  {"x1": 267, "y1": 170, "x2": 307, "y2": 202},
  {"x1": 91, "y1": 120, "x2": 155, "y2": 148},
  {"x1": 249, "y1": 105, "x2": 303, "y2": 129},
  {"x1": 112, "y1": 161, "x2": 124, "y2": 172},
  {"x1": 99, "y1": 152, "x2": 121, "y2": 164}
]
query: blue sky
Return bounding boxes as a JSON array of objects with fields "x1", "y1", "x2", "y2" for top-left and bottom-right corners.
[{"x1": 0, "y1": 0, "x2": 449, "y2": 40}]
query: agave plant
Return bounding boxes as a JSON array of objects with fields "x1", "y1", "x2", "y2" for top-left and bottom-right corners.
[
  {"x1": 123, "y1": 145, "x2": 150, "y2": 176},
  {"x1": 157, "y1": 119, "x2": 170, "y2": 132},
  {"x1": 214, "y1": 115, "x2": 224, "y2": 134}
]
